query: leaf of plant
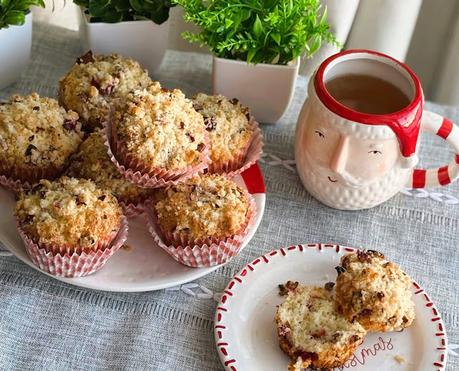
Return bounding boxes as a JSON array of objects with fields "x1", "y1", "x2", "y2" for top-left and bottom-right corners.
[
  {"x1": 4, "y1": 10, "x2": 25, "y2": 25},
  {"x1": 128, "y1": 0, "x2": 143, "y2": 13},
  {"x1": 252, "y1": 14, "x2": 263, "y2": 39},
  {"x1": 271, "y1": 32, "x2": 281, "y2": 45},
  {"x1": 102, "y1": 8, "x2": 124, "y2": 22},
  {"x1": 150, "y1": 5, "x2": 169, "y2": 24}
]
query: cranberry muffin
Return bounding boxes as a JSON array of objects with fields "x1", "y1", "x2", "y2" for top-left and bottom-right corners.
[
  {"x1": 192, "y1": 93, "x2": 254, "y2": 173},
  {"x1": 67, "y1": 129, "x2": 153, "y2": 207},
  {"x1": 59, "y1": 51, "x2": 151, "y2": 130},
  {"x1": 112, "y1": 83, "x2": 207, "y2": 178},
  {"x1": 276, "y1": 282, "x2": 366, "y2": 370},
  {"x1": 152, "y1": 174, "x2": 251, "y2": 244},
  {"x1": 334, "y1": 250, "x2": 415, "y2": 332},
  {"x1": 0, "y1": 93, "x2": 83, "y2": 186}
]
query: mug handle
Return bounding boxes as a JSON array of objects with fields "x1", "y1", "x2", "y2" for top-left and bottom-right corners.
[{"x1": 409, "y1": 110, "x2": 459, "y2": 188}]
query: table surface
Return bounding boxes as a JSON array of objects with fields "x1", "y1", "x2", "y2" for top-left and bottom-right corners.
[{"x1": 0, "y1": 22, "x2": 458, "y2": 371}]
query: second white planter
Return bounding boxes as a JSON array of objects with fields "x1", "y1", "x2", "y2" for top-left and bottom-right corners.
[
  {"x1": 0, "y1": 12, "x2": 32, "y2": 89},
  {"x1": 78, "y1": 10, "x2": 169, "y2": 74},
  {"x1": 212, "y1": 57, "x2": 300, "y2": 124}
]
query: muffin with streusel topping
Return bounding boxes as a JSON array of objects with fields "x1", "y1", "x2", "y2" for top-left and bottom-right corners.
[
  {"x1": 15, "y1": 177, "x2": 126, "y2": 277},
  {"x1": 0, "y1": 93, "x2": 83, "y2": 188},
  {"x1": 275, "y1": 283, "x2": 366, "y2": 370},
  {"x1": 334, "y1": 250, "x2": 415, "y2": 332},
  {"x1": 67, "y1": 129, "x2": 153, "y2": 209},
  {"x1": 59, "y1": 51, "x2": 151, "y2": 130},
  {"x1": 153, "y1": 174, "x2": 252, "y2": 244},
  {"x1": 111, "y1": 83, "x2": 208, "y2": 184},
  {"x1": 192, "y1": 93, "x2": 259, "y2": 174}
]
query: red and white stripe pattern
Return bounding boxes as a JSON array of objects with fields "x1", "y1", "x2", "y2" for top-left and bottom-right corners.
[{"x1": 412, "y1": 111, "x2": 459, "y2": 188}]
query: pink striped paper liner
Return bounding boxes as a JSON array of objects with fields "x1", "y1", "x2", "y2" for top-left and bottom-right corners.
[
  {"x1": 17, "y1": 215, "x2": 128, "y2": 277},
  {"x1": 103, "y1": 116, "x2": 210, "y2": 188},
  {"x1": 208, "y1": 117, "x2": 264, "y2": 177},
  {"x1": 145, "y1": 195, "x2": 256, "y2": 267}
]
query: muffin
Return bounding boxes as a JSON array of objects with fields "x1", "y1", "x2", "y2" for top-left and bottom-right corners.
[
  {"x1": 275, "y1": 282, "x2": 366, "y2": 370},
  {"x1": 334, "y1": 250, "x2": 415, "y2": 332},
  {"x1": 146, "y1": 174, "x2": 255, "y2": 267},
  {"x1": 0, "y1": 93, "x2": 83, "y2": 188},
  {"x1": 192, "y1": 93, "x2": 256, "y2": 173},
  {"x1": 59, "y1": 51, "x2": 151, "y2": 130},
  {"x1": 111, "y1": 83, "x2": 208, "y2": 184},
  {"x1": 67, "y1": 129, "x2": 153, "y2": 209},
  {"x1": 15, "y1": 177, "x2": 126, "y2": 277},
  {"x1": 153, "y1": 174, "x2": 251, "y2": 244}
]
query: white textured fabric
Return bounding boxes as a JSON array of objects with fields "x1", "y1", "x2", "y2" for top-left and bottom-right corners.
[{"x1": 0, "y1": 22, "x2": 458, "y2": 371}]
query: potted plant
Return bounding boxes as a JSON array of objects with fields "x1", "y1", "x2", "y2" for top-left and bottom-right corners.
[
  {"x1": 175, "y1": 0, "x2": 337, "y2": 123},
  {"x1": 0, "y1": 0, "x2": 44, "y2": 89},
  {"x1": 75, "y1": 0, "x2": 175, "y2": 73}
]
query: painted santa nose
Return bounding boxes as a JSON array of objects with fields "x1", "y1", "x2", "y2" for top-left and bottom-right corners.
[{"x1": 329, "y1": 135, "x2": 349, "y2": 174}]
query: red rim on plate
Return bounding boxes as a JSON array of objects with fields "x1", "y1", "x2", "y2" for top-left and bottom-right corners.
[{"x1": 215, "y1": 244, "x2": 448, "y2": 371}]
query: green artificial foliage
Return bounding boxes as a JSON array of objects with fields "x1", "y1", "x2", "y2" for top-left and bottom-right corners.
[
  {"x1": 0, "y1": 0, "x2": 44, "y2": 29},
  {"x1": 174, "y1": 0, "x2": 338, "y2": 65},
  {"x1": 75, "y1": 0, "x2": 174, "y2": 24}
]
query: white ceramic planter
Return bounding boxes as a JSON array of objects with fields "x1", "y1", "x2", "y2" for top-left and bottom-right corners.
[
  {"x1": 212, "y1": 57, "x2": 299, "y2": 124},
  {"x1": 0, "y1": 12, "x2": 32, "y2": 89},
  {"x1": 78, "y1": 9, "x2": 169, "y2": 74}
]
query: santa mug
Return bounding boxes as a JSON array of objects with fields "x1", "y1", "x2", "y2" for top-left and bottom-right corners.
[{"x1": 295, "y1": 49, "x2": 459, "y2": 210}]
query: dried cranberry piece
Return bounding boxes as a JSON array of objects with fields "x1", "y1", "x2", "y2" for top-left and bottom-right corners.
[
  {"x1": 278, "y1": 281, "x2": 298, "y2": 296},
  {"x1": 186, "y1": 133, "x2": 195, "y2": 142},
  {"x1": 23, "y1": 215, "x2": 34, "y2": 224},
  {"x1": 63, "y1": 119, "x2": 78, "y2": 132},
  {"x1": 75, "y1": 196, "x2": 86, "y2": 206},
  {"x1": 335, "y1": 266, "x2": 346, "y2": 275},
  {"x1": 229, "y1": 98, "x2": 239, "y2": 105},
  {"x1": 76, "y1": 50, "x2": 95, "y2": 65},
  {"x1": 278, "y1": 324, "x2": 290, "y2": 337},
  {"x1": 360, "y1": 308, "x2": 373, "y2": 316},
  {"x1": 311, "y1": 329, "x2": 326, "y2": 338},
  {"x1": 25, "y1": 144, "x2": 37, "y2": 157},
  {"x1": 204, "y1": 116, "x2": 217, "y2": 131},
  {"x1": 357, "y1": 250, "x2": 372, "y2": 263}
]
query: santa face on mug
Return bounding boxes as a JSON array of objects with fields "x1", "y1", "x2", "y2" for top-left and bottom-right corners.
[{"x1": 296, "y1": 103, "x2": 415, "y2": 210}]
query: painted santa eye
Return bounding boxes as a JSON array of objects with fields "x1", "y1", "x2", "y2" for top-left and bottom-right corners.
[
  {"x1": 315, "y1": 130, "x2": 325, "y2": 138},
  {"x1": 369, "y1": 150, "x2": 382, "y2": 155}
]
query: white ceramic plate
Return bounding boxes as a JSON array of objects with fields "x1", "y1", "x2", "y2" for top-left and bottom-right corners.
[
  {"x1": 215, "y1": 244, "x2": 448, "y2": 371},
  {"x1": 0, "y1": 164, "x2": 265, "y2": 292}
]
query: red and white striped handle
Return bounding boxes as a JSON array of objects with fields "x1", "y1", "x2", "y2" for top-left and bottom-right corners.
[{"x1": 411, "y1": 111, "x2": 459, "y2": 188}]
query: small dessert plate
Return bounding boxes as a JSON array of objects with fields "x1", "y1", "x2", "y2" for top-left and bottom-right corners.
[
  {"x1": 215, "y1": 244, "x2": 447, "y2": 371},
  {"x1": 0, "y1": 164, "x2": 265, "y2": 292}
]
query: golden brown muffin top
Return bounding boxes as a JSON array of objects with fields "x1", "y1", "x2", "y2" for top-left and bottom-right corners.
[
  {"x1": 335, "y1": 250, "x2": 415, "y2": 332},
  {"x1": 113, "y1": 84, "x2": 207, "y2": 170},
  {"x1": 59, "y1": 51, "x2": 152, "y2": 129},
  {"x1": 67, "y1": 129, "x2": 153, "y2": 204},
  {"x1": 154, "y1": 174, "x2": 250, "y2": 241},
  {"x1": 15, "y1": 177, "x2": 122, "y2": 249},
  {"x1": 192, "y1": 93, "x2": 253, "y2": 167},
  {"x1": 0, "y1": 93, "x2": 83, "y2": 169}
]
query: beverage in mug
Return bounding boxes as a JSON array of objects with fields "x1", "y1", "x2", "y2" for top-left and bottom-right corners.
[{"x1": 295, "y1": 49, "x2": 459, "y2": 210}]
